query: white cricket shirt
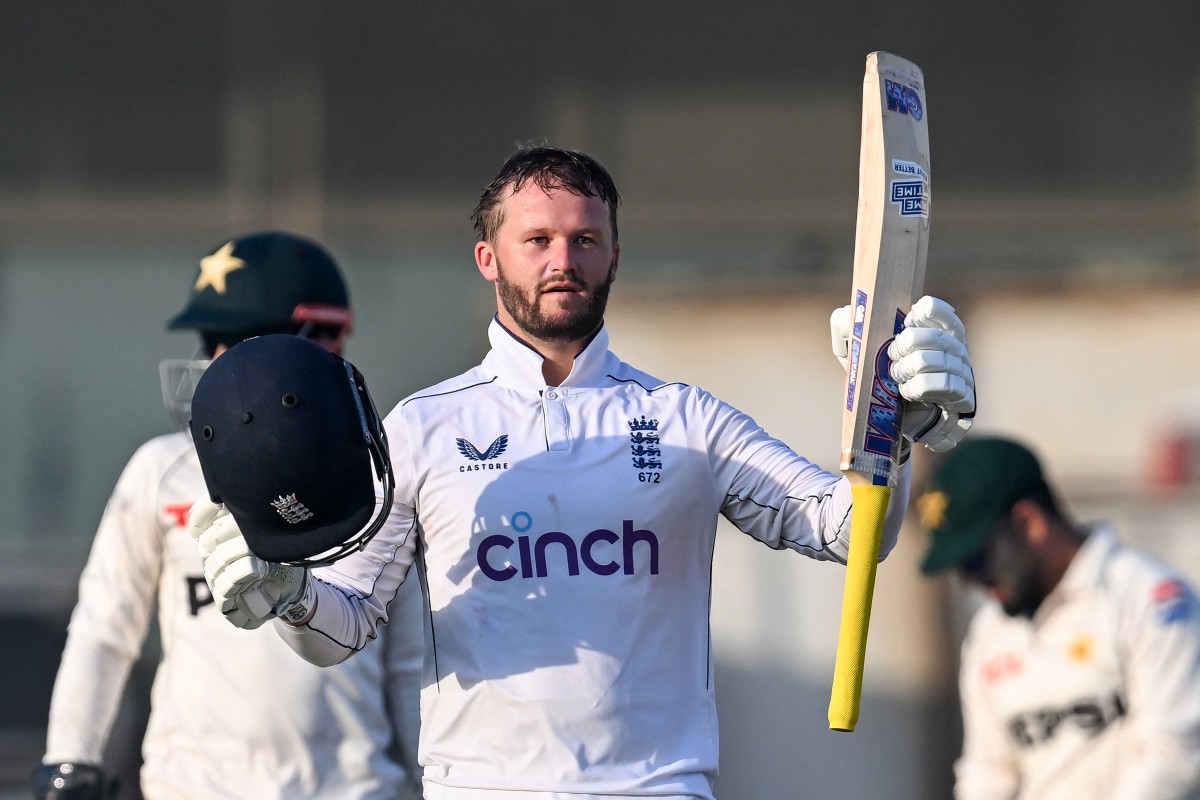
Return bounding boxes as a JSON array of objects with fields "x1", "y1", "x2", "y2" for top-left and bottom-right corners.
[
  {"x1": 283, "y1": 319, "x2": 909, "y2": 799},
  {"x1": 955, "y1": 526, "x2": 1200, "y2": 800},
  {"x1": 45, "y1": 431, "x2": 423, "y2": 799}
]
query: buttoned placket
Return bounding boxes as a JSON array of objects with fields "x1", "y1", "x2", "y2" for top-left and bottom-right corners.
[{"x1": 541, "y1": 387, "x2": 571, "y2": 452}]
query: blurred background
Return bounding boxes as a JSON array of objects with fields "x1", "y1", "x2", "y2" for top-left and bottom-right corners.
[{"x1": 3, "y1": 2, "x2": 1200, "y2": 798}]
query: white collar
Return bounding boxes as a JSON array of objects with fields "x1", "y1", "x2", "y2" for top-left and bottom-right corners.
[
  {"x1": 1032, "y1": 523, "x2": 1118, "y2": 624},
  {"x1": 482, "y1": 316, "x2": 617, "y2": 391},
  {"x1": 1055, "y1": 523, "x2": 1118, "y2": 594}
]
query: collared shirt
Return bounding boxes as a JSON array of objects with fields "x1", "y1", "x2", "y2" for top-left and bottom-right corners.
[
  {"x1": 955, "y1": 526, "x2": 1200, "y2": 800},
  {"x1": 287, "y1": 319, "x2": 909, "y2": 799}
]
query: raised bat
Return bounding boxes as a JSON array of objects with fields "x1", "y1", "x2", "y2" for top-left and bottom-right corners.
[{"x1": 828, "y1": 51, "x2": 931, "y2": 732}]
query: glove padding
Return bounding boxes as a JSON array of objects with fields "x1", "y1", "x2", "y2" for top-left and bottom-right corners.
[
  {"x1": 190, "y1": 497, "x2": 311, "y2": 629},
  {"x1": 829, "y1": 295, "x2": 975, "y2": 453},
  {"x1": 33, "y1": 763, "x2": 117, "y2": 800}
]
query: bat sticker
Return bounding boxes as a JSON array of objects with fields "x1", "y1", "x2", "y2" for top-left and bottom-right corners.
[
  {"x1": 890, "y1": 180, "x2": 927, "y2": 217},
  {"x1": 885, "y1": 79, "x2": 923, "y2": 120},
  {"x1": 862, "y1": 310, "x2": 907, "y2": 456},
  {"x1": 892, "y1": 159, "x2": 926, "y2": 177},
  {"x1": 852, "y1": 290, "x2": 868, "y2": 339},
  {"x1": 845, "y1": 290, "x2": 869, "y2": 411},
  {"x1": 846, "y1": 339, "x2": 863, "y2": 411}
]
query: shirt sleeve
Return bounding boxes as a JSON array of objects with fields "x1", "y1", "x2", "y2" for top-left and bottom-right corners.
[
  {"x1": 700, "y1": 388, "x2": 908, "y2": 564},
  {"x1": 1109, "y1": 568, "x2": 1200, "y2": 799},
  {"x1": 44, "y1": 444, "x2": 165, "y2": 764},
  {"x1": 275, "y1": 408, "x2": 420, "y2": 666},
  {"x1": 952, "y1": 619, "x2": 1021, "y2": 800}
]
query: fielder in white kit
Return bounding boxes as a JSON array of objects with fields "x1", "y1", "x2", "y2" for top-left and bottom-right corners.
[
  {"x1": 38, "y1": 232, "x2": 423, "y2": 800},
  {"x1": 191, "y1": 147, "x2": 978, "y2": 799},
  {"x1": 917, "y1": 436, "x2": 1200, "y2": 799}
]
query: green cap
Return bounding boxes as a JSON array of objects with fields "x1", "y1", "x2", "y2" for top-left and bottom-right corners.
[{"x1": 917, "y1": 437, "x2": 1049, "y2": 575}]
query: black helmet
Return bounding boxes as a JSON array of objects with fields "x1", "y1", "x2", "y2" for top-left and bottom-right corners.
[
  {"x1": 190, "y1": 334, "x2": 393, "y2": 567},
  {"x1": 167, "y1": 231, "x2": 353, "y2": 352}
]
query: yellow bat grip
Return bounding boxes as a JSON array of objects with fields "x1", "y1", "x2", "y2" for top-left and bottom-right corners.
[{"x1": 828, "y1": 482, "x2": 890, "y2": 732}]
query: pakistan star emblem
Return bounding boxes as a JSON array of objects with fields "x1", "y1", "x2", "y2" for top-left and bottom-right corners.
[
  {"x1": 917, "y1": 490, "x2": 948, "y2": 530},
  {"x1": 194, "y1": 241, "x2": 246, "y2": 294}
]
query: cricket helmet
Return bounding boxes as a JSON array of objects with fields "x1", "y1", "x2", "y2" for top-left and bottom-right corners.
[
  {"x1": 189, "y1": 334, "x2": 393, "y2": 567},
  {"x1": 167, "y1": 231, "x2": 353, "y2": 351},
  {"x1": 161, "y1": 231, "x2": 354, "y2": 432}
]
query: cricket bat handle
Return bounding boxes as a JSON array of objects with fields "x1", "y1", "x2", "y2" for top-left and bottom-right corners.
[{"x1": 828, "y1": 481, "x2": 890, "y2": 732}]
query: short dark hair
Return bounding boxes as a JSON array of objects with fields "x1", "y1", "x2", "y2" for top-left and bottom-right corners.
[{"x1": 471, "y1": 145, "x2": 621, "y2": 244}]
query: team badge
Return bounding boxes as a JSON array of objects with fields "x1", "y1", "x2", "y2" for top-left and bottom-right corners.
[
  {"x1": 1066, "y1": 633, "x2": 1094, "y2": 664},
  {"x1": 629, "y1": 416, "x2": 663, "y2": 482},
  {"x1": 194, "y1": 241, "x2": 246, "y2": 294},
  {"x1": 916, "y1": 491, "x2": 948, "y2": 531},
  {"x1": 271, "y1": 493, "x2": 314, "y2": 524}
]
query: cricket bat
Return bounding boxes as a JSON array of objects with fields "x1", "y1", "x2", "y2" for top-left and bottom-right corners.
[{"x1": 828, "y1": 51, "x2": 930, "y2": 732}]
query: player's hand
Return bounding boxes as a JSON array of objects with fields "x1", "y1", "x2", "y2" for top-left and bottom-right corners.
[
  {"x1": 189, "y1": 497, "x2": 312, "y2": 629},
  {"x1": 829, "y1": 304, "x2": 854, "y2": 371},
  {"x1": 888, "y1": 296, "x2": 975, "y2": 452},
  {"x1": 33, "y1": 762, "x2": 117, "y2": 800},
  {"x1": 830, "y1": 296, "x2": 975, "y2": 453}
]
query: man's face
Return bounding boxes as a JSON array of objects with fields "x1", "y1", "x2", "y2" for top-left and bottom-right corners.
[
  {"x1": 475, "y1": 183, "x2": 619, "y2": 345},
  {"x1": 958, "y1": 518, "x2": 1047, "y2": 618}
]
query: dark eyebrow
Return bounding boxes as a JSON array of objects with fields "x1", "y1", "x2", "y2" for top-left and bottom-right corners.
[{"x1": 519, "y1": 225, "x2": 606, "y2": 240}]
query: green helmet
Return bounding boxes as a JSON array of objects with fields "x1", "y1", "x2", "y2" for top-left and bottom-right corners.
[
  {"x1": 161, "y1": 231, "x2": 354, "y2": 432},
  {"x1": 167, "y1": 231, "x2": 353, "y2": 349}
]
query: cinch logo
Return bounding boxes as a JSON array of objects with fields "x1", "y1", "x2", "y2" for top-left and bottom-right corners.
[
  {"x1": 477, "y1": 512, "x2": 659, "y2": 581},
  {"x1": 458, "y1": 435, "x2": 510, "y2": 473}
]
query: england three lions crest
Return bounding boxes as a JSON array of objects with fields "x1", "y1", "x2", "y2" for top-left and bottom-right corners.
[{"x1": 629, "y1": 416, "x2": 663, "y2": 480}]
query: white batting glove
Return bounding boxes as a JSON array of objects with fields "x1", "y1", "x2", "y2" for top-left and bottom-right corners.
[
  {"x1": 888, "y1": 296, "x2": 975, "y2": 452},
  {"x1": 829, "y1": 296, "x2": 975, "y2": 453},
  {"x1": 829, "y1": 304, "x2": 853, "y2": 371},
  {"x1": 189, "y1": 497, "x2": 314, "y2": 629}
]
